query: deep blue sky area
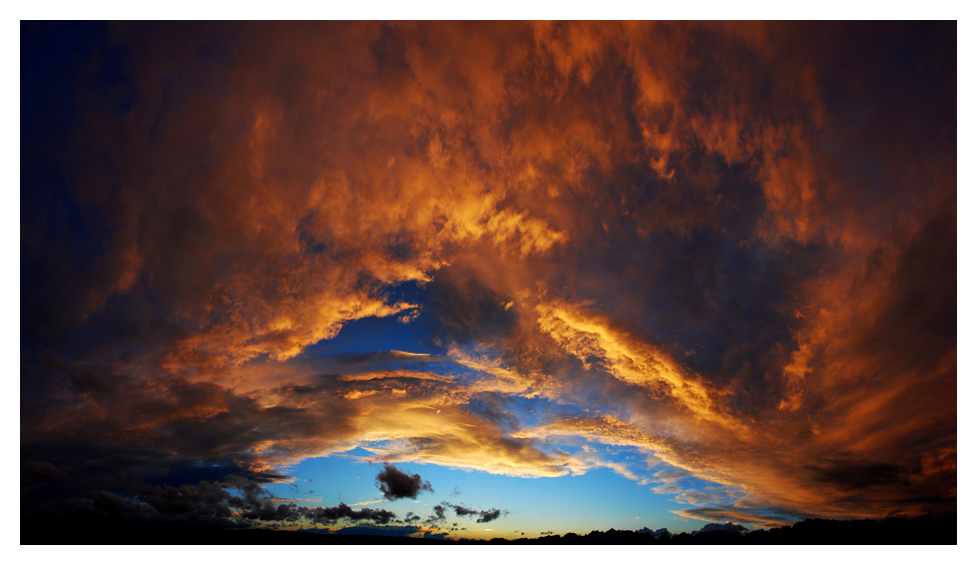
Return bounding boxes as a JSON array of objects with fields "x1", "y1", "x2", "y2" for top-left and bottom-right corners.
[{"x1": 270, "y1": 452, "x2": 724, "y2": 536}]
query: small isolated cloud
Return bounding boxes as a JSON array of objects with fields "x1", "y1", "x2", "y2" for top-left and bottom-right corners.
[
  {"x1": 375, "y1": 463, "x2": 433, "y2": 500},
  {"x1": 476, "y1": 509, "x2": 504, "y2": 523},
  {"x1": 444, "y1": 502, "x2": 508, "y2": 523},
  {"x1": 348, "y1": 499, "x2": 386, "y2": 507},
  {"x1": 447, "y1": 503, "x2": 479, "y2": 517}
]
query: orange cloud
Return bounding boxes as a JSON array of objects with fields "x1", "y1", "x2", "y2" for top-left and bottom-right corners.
[{"x1": 22, "y1": 22, "x2": 954, "y2": 528}]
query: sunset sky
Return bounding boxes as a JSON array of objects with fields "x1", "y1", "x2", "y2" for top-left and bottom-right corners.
[{"x1": 20, "y1": 21, "x2": 957, "y2": 540}]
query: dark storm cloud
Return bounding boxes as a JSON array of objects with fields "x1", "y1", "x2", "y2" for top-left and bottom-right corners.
[
  {"x1": 375, "y1": 463, "x2": 433, "y2": 500},
  {"x1": 21, "y1": 431, "x2": 292, "y2": 522},
  {"x1": 21, "y1": 362, "x2": 356, "y2": 491},
  {"x1": 803, "y1": 453, "x2": 956, "y2": 512},
  {"x1": 131, "y1": 480, "x2": 237, "y2": 521},
  {"x1": 223, "y1": 476, "x2": 305, "y2": 522},
  {"x1": 22, "y1": 361, "x2": 432, "y2": 523},
  {"x1": 52, "y1": 476, "x2": 401, "y2": 528},
  {"x1": 807, "y1": 461, "x2": 913, "y2": 490},
  {"x1": 850, "y1": 199, "x2": 956, "y2": 376},
  {"x1": 23, "y1": 461, "x2": 73, "y2": 482},
  {"x1": 428, "y1": 267, "x2": 520, "y2": 344},
  {"x1": 31, "y1": 479, "x2": 289, "y2": 529},
  {"x1": 80, "y1": 489, "x2": 239, "y2": 527}
]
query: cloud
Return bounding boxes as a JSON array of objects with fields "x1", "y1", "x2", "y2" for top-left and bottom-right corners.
[
  {"x1": 444, "y1": 503, "x2": 508, "y2": 523},
  {"x1": 674, "y1": 490, "x2": 725, "y2": 507},
  {"x1": 671, "y1": 506, "x2": 804, "y2": 530},
  {"x1": 304, "y1": 503, "x2": 397, "y2": 526},
  {"x1": 375, "y1": 464, "x2": 433, "y2": 500},
  {"x1": 424, "y1": 505, "x2": 446, "y2": 524},
  {"x1": 23, "y1": 465, "x2": 406, "y2": 530},
  {"x1": 533, "y1": 300, "x2": 758, "y2": 439},
  {"x1": 476, "y1": 509, "x2": 505, "y2": 523},
  {"x1": 446, "y1": 503, "x2": 479, "y2": 517},
  {"x1": 23, "y1": 461, "x2": 73, "y2": 482},
  {"x1": 21, "y1": 21, "x2": 955, "y2": 530},
  {"x1": 348, "y1": 499, "x2": 386, "y2": 507},
  {"x1": 132, "y1": 480, "x2": 240, "y2": 522}
]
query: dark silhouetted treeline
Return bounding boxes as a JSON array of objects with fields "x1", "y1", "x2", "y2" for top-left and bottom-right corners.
[
  {"x1": 21, "y1": 514, "x2": 955, "y2": 545},
  {"x1": 520, "y1": 515, "x2": 955, "y2": 545}
]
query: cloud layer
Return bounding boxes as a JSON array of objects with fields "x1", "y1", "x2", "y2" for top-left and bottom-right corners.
[{"x1": 21, "y1": 21, "x2": 955, "y2": 532}]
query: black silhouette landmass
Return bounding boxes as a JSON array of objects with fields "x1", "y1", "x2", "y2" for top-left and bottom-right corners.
[{"x1": 21, "y1": 514, "x2": 955, "y2": 545}]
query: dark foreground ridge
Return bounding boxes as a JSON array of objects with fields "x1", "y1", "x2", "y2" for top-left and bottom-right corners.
[{"x1": 22, "y1": 514, "x2": 956, "y2": 545}]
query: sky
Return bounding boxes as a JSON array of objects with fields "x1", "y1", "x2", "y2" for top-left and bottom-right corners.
[{"x1": 20, "y1": 21, "x2": 957, "y2": 540}]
